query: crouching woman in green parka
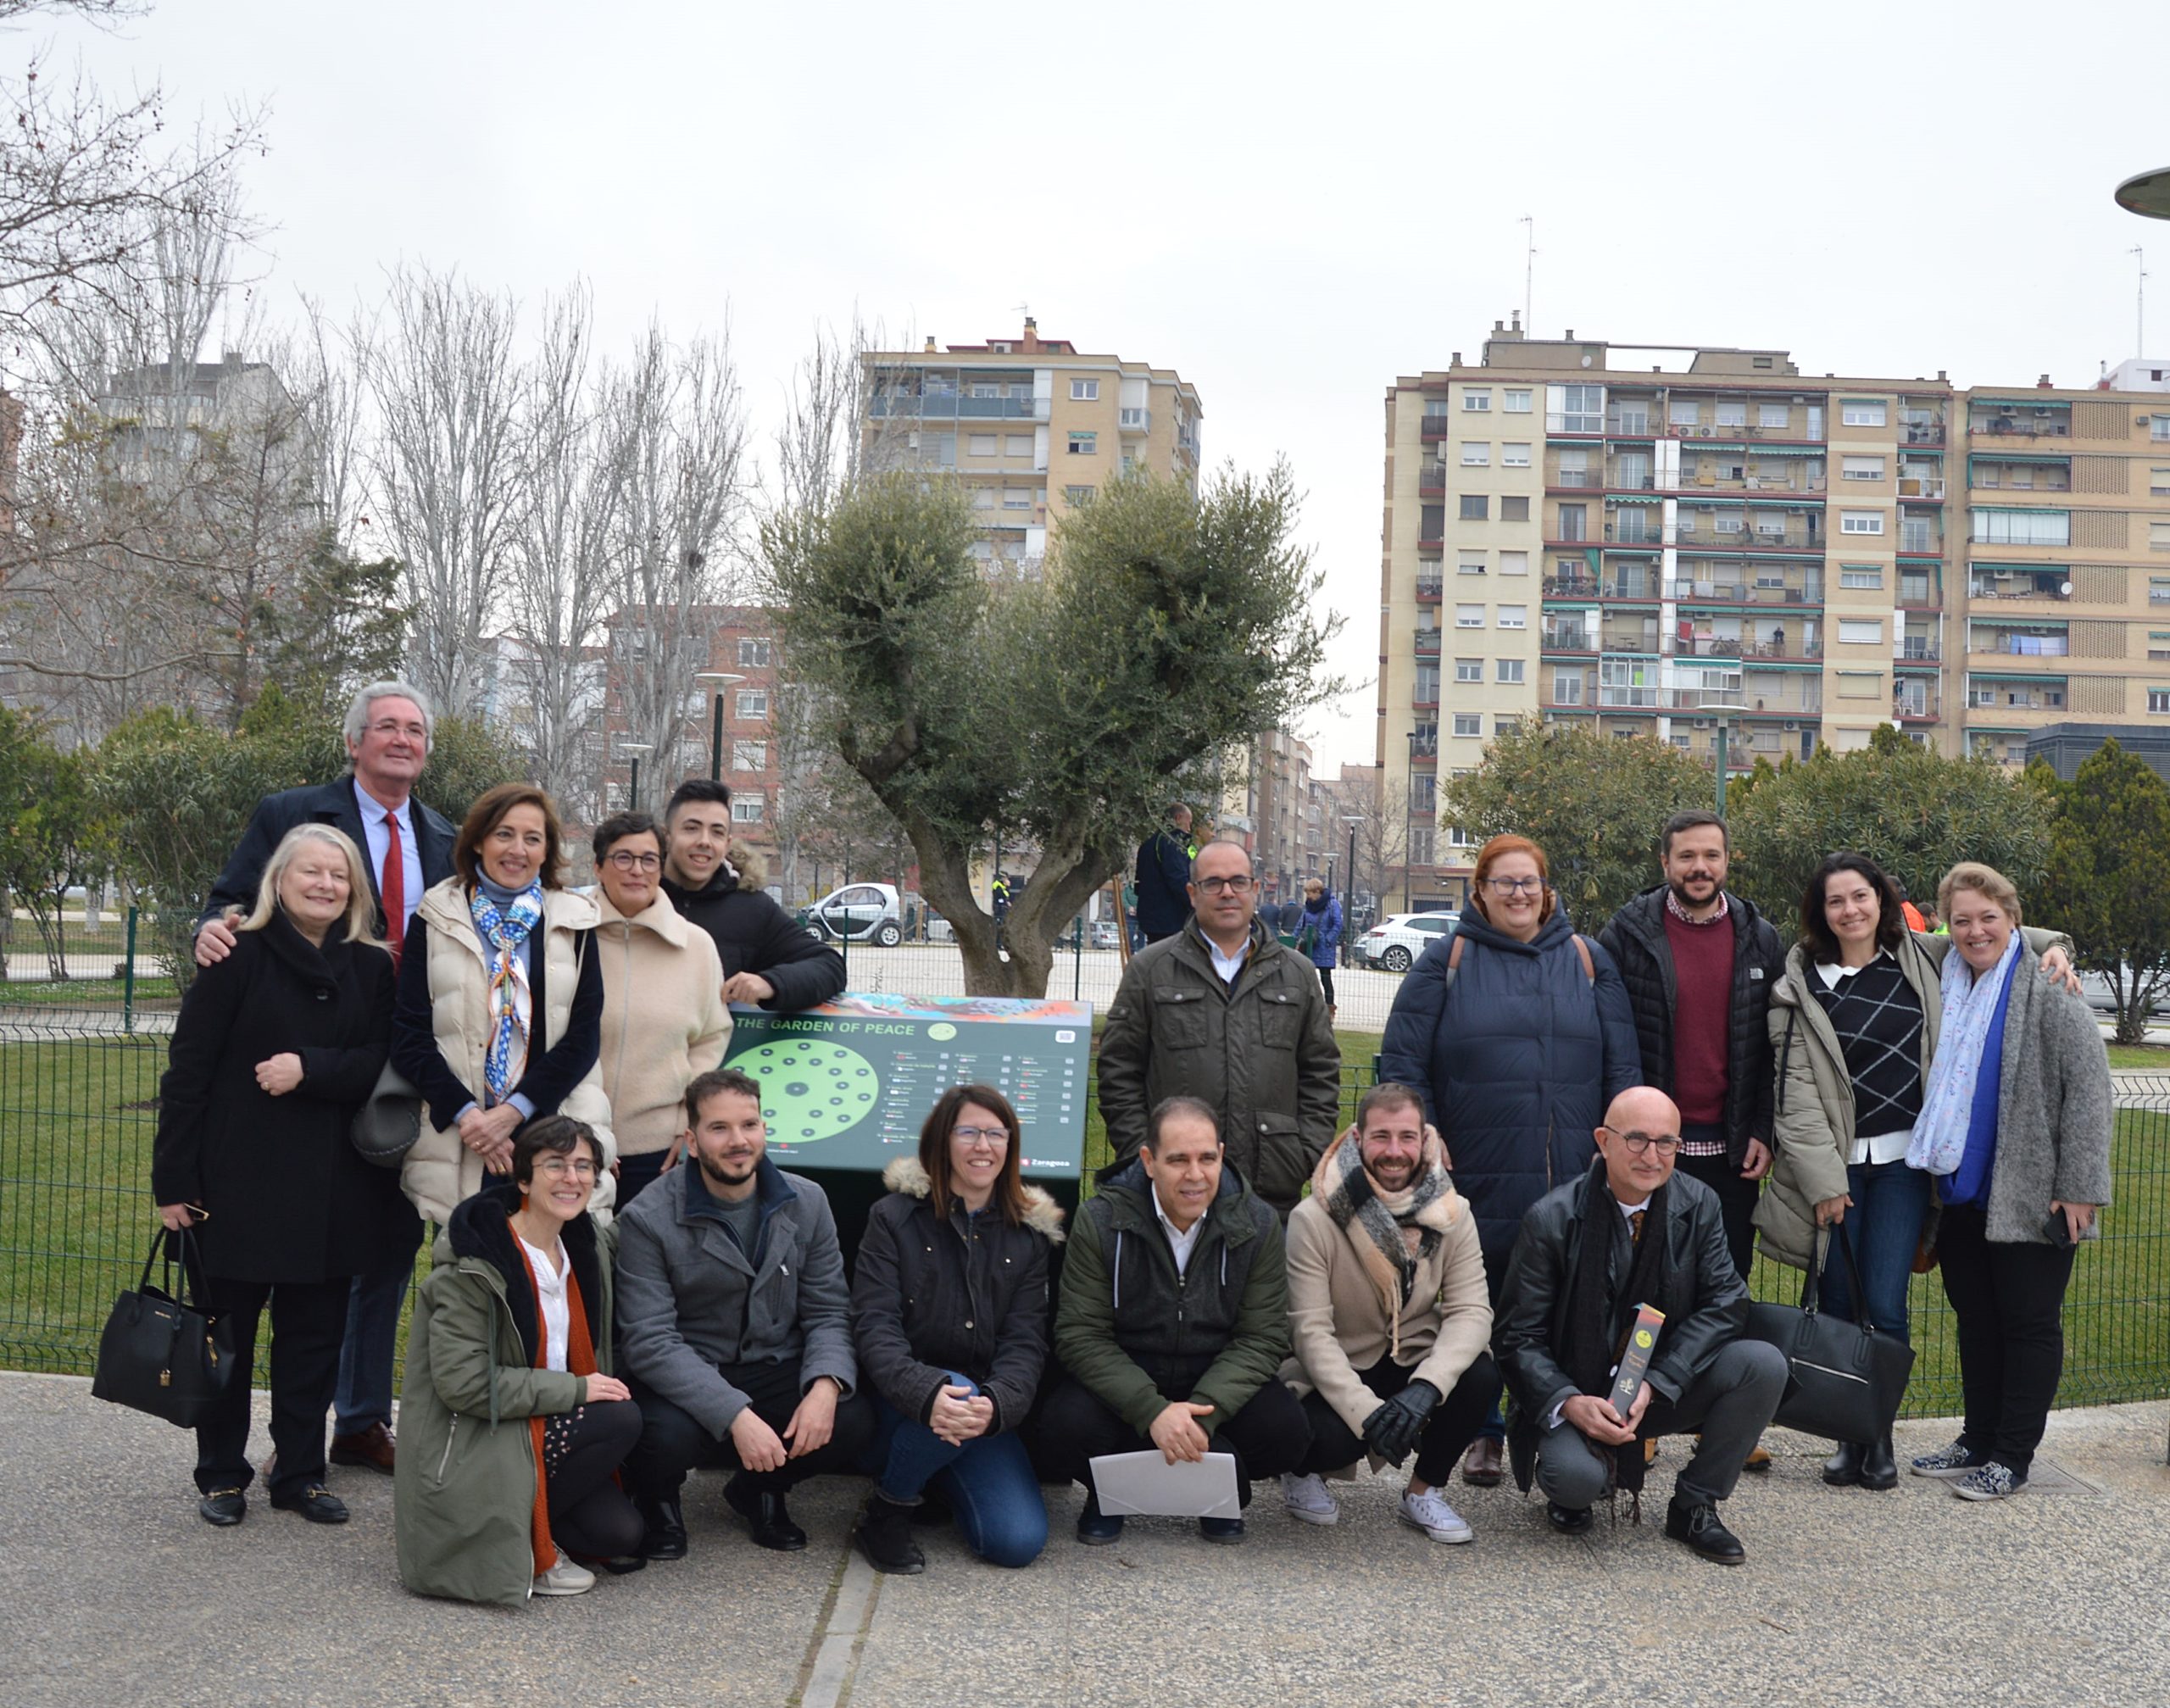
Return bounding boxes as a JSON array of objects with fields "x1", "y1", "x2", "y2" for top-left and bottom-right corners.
[{"x1": 395, "y1": 1116, "x2": 643, "y2": 1605}]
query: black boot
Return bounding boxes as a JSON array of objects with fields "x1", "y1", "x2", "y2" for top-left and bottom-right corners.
[
  {"x1": 854, "y1": 1494, "x2": 926, "y2": 1575},
  {"x1": 1859, "y1": 1431, "x2": 1899, "y2": 1491},
  {"x1": 725, "y1": 1474, "x2": 809, "y2": 1551},
  {"x1": 637, "y1": 1496, "x2": 687, "y2": 1560},
  {"x1": 1822, "y1": 1441, "x2": 1865, "y2": 1488}
]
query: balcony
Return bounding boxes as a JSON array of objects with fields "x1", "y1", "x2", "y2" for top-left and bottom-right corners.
[
  {"x1": 1419, "y1": 462, "x2": 1447, "y2": 497},
  {"x1": 1542, "y1": 623, "x2": 1596, "y2": 652},
  {"x1": 1901, "y1": 414, "x2": 1945, "y2": 446},
  {"x1": 1969, "y1": 569, "x2": 2070, "y2": 601},
  {"x1": 1598, "y1": 686, "x2": 1664, "y2": 709},
  {"x1": 1968, "y1": 626, "x2": 2067, "y2": 658},
  {"x1": 1550, "y1": 468, "x2": 1603, "y2": 488},
  {"x1": 1414, "y1": 630, "x2": 1442, "y2": 659},
  {"x1": 1969, "y1": 403, "x2": 2071, "y2": 439},
  {"x1": 869, "y1": 393, "x2": 1047, "y2": 421},
  {"x1": 1896, "y1": 473, "x2": 1946, "y2": 499},
  {"x1": 1899, "y1": 524, "x2": 1943, "y2": 556},
  {"x1": 1677, "y1": 634, "x2": 1824, "y2": 661},
  {"x1": 1605, "y1": 413, "x2": 1658, "y2": 437},
  {"x1": 1672, "y1": 520, "x2": 1822, "y2": 551},
  {"x1": 1676, "y1": 466, "x2": 1828, "y2": 496},
  {"x1": 1421, "y1": 414, "x2": 1451, "y2": 441},
  {"x1": 1669, "y1": 573, "x2": 1826, "y2": 606},
  {"x1": 1899, "y1": 635, "x2": 1941, "y2": 662},
  {"x1": 1543, "y1": 574, "x2": 1602, "y2": 599},
  {"x1": 1119, "y1": 407, "x2": 1150, "y2": 434},
  {"x1": 1604, "y1": 521, "x2": 1664, "y2": 546},
  {"x1": 1414, "y1": 573, "x2": 1444, "y2": 601},
  {"x1": 1666, "y1": 418, "x2": 1825, "y2": 444}
]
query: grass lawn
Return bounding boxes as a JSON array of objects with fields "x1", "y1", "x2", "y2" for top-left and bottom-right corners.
[
  {"x1": 2107, "y1": 1043, "x2": 2170, "y2": 1071},
  {"x1": 0, "y1": 977, "x2": 179, "y2": 1010}
]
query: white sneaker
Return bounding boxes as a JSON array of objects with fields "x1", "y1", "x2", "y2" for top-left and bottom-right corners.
[
  {"x1": 1398, "y1": 1487, "x2": 1474, "y2": 1544},
  {"x1": 1280, "y1": 1472, "x2": 1340, "y2": 1526},
  {"x1": 532, "y1": 1555, "x2": 597, "y2": 1596}
]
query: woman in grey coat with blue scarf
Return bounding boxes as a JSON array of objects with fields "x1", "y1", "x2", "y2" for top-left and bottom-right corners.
[{"x1": 1906, "y1": 862, "x2": 2112, "y2": 1503}]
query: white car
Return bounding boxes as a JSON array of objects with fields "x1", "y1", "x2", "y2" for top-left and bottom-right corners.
[
  {"x1": 1355, "y1": 910, "x2": 1461, "y2": 972},
  {"x1": 804, "y1": 882, "x2": 905, "y2": 947}
]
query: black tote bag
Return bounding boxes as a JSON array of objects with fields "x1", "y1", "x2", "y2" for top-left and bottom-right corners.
[
  {"x1": 91, "y1": 1225, "x2": 240, "y2": 1428},
  {"x1": 1743, "y1": 1221, "x2": 1916, "y2": 1444}
]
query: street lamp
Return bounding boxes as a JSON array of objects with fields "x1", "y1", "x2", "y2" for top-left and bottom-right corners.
[
  {"x1": 693, "y1": 670, "x2": 745, "y2": 783},
  {"x1": 2115, "y1": 166, "x2": 2170, "y2": 221},
  {"x1": 1700, "y1": 704, "x2": 1747, "y2": 816},
  {"x1": 1339, "y1": 814, "x2": 1362, "y2": 967},
  {"x1": 1404, "y1": 730, "x2": 1427, "y2": 914},
  {"x1": 619, "y1": 741, "x2": 653, "y2": 810}
]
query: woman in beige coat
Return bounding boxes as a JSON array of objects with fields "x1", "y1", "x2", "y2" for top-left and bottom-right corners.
[
  {"x1": 589, "y1": 809, "x2": 731, "y2": 1207},
  {"x1": 391, "y1": 783, "x2": 615, "y2": 1227}
]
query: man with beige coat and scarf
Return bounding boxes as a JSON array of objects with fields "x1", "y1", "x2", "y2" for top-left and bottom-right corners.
[{"x1": 1277, "y1": 1082, "x2": 1497, "y2": 1543}]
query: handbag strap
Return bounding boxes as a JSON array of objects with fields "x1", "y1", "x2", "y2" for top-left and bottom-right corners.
[{"x1": 1803, "y1": 1219, "x2": 1878, "y2": 1330}]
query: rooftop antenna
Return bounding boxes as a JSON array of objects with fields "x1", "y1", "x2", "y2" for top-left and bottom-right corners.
[
  {"x1": 1519, "y1": 216, "x2": 1537, "y2": 336},
  {"x1": 2131, "y1": 247, "x2": 2148, "y2": 355}
]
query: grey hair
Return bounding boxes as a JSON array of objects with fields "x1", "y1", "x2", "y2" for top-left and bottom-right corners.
[{"x1": 343, "y1": 681, "x2": 436, "y2": 752}]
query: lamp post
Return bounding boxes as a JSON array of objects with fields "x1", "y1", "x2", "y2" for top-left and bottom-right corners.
[
  {"x1": 619, "y1": 741, "x2": 653, "y2": 811},
  {"x1": 2115, "y1": 167, "x2": 2170, "y2": 221},
  {"x1": 693, "y1": 670, "x2": 745, "y2": 782},
  {"x1": 1339, "y1": 814, "x2": 1361, "y2": 968},
  {"x1": 1701, "y1": 704, "x2": 1746, "y2": 816},
  {"x1": 1405, "y1": 730, "x2": 1425, "y2": 913}
]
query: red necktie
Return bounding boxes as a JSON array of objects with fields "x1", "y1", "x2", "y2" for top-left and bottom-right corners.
[{"x1": 382, "y1": 811, "x2": 406, "y2": 966}]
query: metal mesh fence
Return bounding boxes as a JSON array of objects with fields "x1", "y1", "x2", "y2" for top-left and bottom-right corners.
[{"x1": 4, "y1": 1006, "x2": 2164, "y2": 1419}]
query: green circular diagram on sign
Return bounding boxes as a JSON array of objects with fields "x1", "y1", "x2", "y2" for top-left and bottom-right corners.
[{"x1": 737, "y1": 1038, "x2": 878, "y2": 1145}]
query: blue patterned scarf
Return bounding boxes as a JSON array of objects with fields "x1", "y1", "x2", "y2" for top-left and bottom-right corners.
[{"x1": 470, "y1": 881, "x2": 546, "y2": 1104}]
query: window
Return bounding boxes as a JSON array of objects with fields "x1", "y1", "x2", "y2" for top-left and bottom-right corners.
[
  {"x1": 2153, "y1": 576, "x2": 2170, "y2": 604},
  {"x1": 1502, "y1": 442, "x2": 1531, "y2": 467},
  {"x1": 1065, "y1": 485, "x2": 1094, "y2": 506},
  {"x1": 731, "y1": 740, "x2": 768, "y2": 772},
  {"x1": 1497, "y1": 659, "x2": 1526, "y2": 683},
  {"x1": 1495, "y1": 716, "x2": 1522, "y2": 735},
  {"x1": 2155, "y1": 418, "x2": 2170, "y2": 442},
  {"x1": 1460, "y1": 494, "x2": 1489, "y2": 520},
  {"x1": 735, "y1": 689, "x2": 768, "y2": 718},
  {"x1": 1005, "y1": 433, "x2": 1034, "y2": 456},
  {"x1": 1972, "y1": 509, "x2": 2071, "y2": 546},
  {"x1": 736, "y1": 637, "x2": 771, "y2": 669},
  {"x1": 1452, "y1": 713, "x2": 1483, "y2": 737},
  {"x1": 732, "y1": 797, "x2": 765, "y2": 825},
  {"x1": 1552, "y1": 669, "x2": 1583, "y2": 704},
  {"x1": 1839, "y1": 619, "x2": 1883, "y2": 645},
  {"x1": 1463, "y1": 388, "x2": 1491, "y2": 413},
  {"x1": 1505, "y1": 388, "x2": 1533, "y2": 414},
  {"x1": 2153, "y1": 633, "x2": 2170, "y2": 661},
  {"x1": 1414, "y1": 664, "x2": 1440, "y2": 702},
  {"x1": 1840, "y1": 511, "x2": 1884, "y2": 535},
  {"x1": 2154, "y1": 520, "x2": 2170, "y2": 552},
  {"x1": 1840, "y1": 567, "x2": 1884, "y2": 590},
  {"x1": 1462, "y1": 442, "x2": 1490, "y2": 466},
  {"x1": 1455, "y1": 657, "x2": 1483, "y2": 682},
  {"x1": 1410, "y1": 826, "x2": 1438, "y2": 863},
  {"x1": 1498, "y1": 604, "x2": 1527, "y2": 629},
  {"x1": 1670, "y1": 400, "x2": 1700, "y2": 426},
  {"x1": 1455, "y1": 604, "x2": 1485, "y2": 628},
  {"x1": 1552, "y1": 384, "x2": 1603, "y2": 433},
  {"x1": 1757, "y1": 403, "x2": 1790, "y2": 429},
  {"x1": 1423, "y1": 398, "x2": 1450, "y2": 419},
  {"x1": 1716, "y1": 401, "x2": 1748, "y2": 429},
  {"x1": 1458, "y1": 552, "x2": 1486, "y2": 576},
  {"x1": 1002, "y1": 488, "x2": 1034, "y2": 509},
  {"x1": 2152, "y1": 468, "x2": 2170, "y2": 497},
  {"x1": 1841, "y1": 399, "x2": 1889, "y2": 427},
  {"x1": 968, "y1": 433, "x2": 998, "y2": 456},
  {"x1": 1842, "y1": 455, "x2": 1885, "y2": 481},
  {"x1": 1069, "y1": 378, "x2": 1099, "y2": 401},
  {"x1": 1500, "y1": 550, "x2": 1530, "y2": 576},
  {"x1": 1066, "y1": 431, "x2": 1096, "y2": 456},
  {"x1": 2152, "y1": 689, "x2": 2170, "y2": 714},
  {"x1": 1837, "y1": 671, "x2": 1882, "y2": 699},
  {"x1": 1501, "y1": 497, "x2": 1531, "y2": 521}
]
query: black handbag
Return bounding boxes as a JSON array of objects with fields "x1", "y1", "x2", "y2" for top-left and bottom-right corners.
[
  {"x1": 1743, "y1": 1221, "x2": 1916, "y2": 1444},
  {"x1": 91, "y1": 1225, "x2": 240, "y2": 1428},
  {"x1": 352, "y1": 1059, "x2": 424, "y2": 1168}
]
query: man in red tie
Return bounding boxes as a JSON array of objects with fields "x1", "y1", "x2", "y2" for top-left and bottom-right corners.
[{"x1": 196, "y1": 681, "x2": 457, "y2": 1473}]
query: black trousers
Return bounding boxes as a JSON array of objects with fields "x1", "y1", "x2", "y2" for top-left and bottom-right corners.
[
  {"x1": 1316, "y1": 966, "x2": 1337, "y2": 1009},
  {"x1": 614, "y1": 1149, "x2": 671, "y2": 1210},
  {"x1": 1034, "y1": 1375, "x2": 1310, "y2": 1508},
  {"x1": 1296, "y1": 1351, "x2": 1500, "y2": 1488},
  {"x1": 544, "y1": 1398, "x2": 646, "y2": 1561},
  {"x1": 1936, "y1": 1205, "x2": 2077, "y2": 1477},
  {"x1": 1677, "y1": 1137, "x2": 1760, "y2": 1288},
  {"x1": 626, "y1": 1358, "x2": 876, "y2": 1499},
  {"x1": 192, "y1": 1272, "x2": 351, "y2": 1499}
]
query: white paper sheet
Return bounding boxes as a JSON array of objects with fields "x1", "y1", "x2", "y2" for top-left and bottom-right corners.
[{"x1": 1088, "y1": 1450, "x2": 1243, "y2": 1519}]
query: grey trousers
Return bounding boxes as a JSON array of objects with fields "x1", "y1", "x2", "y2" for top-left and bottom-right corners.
[{"x1": 1536, "y1": 1338, "x2": 1787, "y2": 1510}]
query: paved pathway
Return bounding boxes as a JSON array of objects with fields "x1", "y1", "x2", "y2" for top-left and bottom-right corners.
[{"x1": 4, "y1": 1371, "x2": 2166, "y2": 1707}]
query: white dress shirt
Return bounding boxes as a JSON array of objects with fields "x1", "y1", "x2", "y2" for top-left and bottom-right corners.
[
  {"x1": 517, "y1": 1233, "x2": 571, "y2": 1372},
  {"x1": 1153, "y1": 1189, "x2": 1206, "y2": 1277},
  {"x1": 1205, "y1": 934, "x2": 1250, "y2": 987}
]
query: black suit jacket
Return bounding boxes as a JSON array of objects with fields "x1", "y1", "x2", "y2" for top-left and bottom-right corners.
[{"x1": 198, "y1": 778, "x2": 459, "y2": 938}]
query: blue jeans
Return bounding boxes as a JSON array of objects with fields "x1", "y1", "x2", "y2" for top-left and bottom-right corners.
[
  {"x1": 1815, "y1": 1158, "x2": 1931, "y2": 1347},
  {"x1": 870, "y1": 1378, "x2": 1048, "y2": 1569},
  {"x1": 335, "y1": 1225, "x2": 420, "y2": 1436}
]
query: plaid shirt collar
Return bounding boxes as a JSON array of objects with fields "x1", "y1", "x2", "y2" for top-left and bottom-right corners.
[{"x1": 1664, "y1": 887, "x2": 1730, "y2": 927}]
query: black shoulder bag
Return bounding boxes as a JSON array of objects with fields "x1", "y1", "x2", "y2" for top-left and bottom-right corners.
[
  {"x1": 92, "y1": 1224, "x2": 241, "y2": 1427},
  {"x1": 1743, "y1": 1221, "x2": 1916, "y2": 1444}
]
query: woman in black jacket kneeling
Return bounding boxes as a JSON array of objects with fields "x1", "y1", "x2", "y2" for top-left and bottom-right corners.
[{"x1": 849, "y1": 1084, "x2": 1066, "y2": 1572}]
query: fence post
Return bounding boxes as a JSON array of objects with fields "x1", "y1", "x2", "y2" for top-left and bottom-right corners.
[
  {"x1": 123, "y1": 906, "x2": 137, "y2": 1036},
  {"x1": 1072, "y1": 915, "x2": 1083, "y2": 1001}
]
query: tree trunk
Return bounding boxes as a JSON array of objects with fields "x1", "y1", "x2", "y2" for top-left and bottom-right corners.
[{"x1": 900, "y1": 815, "x2": 1117, "y2": 999}]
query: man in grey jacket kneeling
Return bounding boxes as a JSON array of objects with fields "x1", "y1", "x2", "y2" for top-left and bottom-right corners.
[{"x1": 616, "y1": 1066, "x2": 873, "y2": 1560}]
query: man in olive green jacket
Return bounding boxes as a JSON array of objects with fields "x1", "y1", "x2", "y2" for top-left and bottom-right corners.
[
  {"x1": 1035, "y1": 1097, "x2": 1309, "y2": 1544},
  {"x1": 1097, "y1": 840, "x2": 1341, "y2": 1217}
]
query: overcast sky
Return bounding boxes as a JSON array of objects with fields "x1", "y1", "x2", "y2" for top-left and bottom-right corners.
[{"x1": 45, "y1": 0, "x2": 2170, "y2": 776}]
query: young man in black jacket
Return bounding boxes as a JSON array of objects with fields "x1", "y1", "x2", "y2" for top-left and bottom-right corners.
[
  {"x1": 1497, "y1": 1088, "x2": 1786, "y2": 1566},
  {"x1": 657, "y1": 781, "x2": 845, "y2": 1013}
]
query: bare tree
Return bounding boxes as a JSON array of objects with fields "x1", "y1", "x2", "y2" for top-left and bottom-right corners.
[
  {"x1": 602, "y1": 318, "x2": 752, "y2": 810},
  {"x1": 365, "y1": 263, "x2": 524, "y2": 718}
]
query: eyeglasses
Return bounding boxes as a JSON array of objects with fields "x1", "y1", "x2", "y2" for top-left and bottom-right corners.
[
  {"x1": 605, "y1": 850, "x2": 661, "y2": 871},
  {"x1": 1481, "y1": 876, "x2": 1544, "y2": 897},
  {"x1": 1194, "y1": 875, "x2": 1254, "y2": 896},
  {"x1": 953, "y1": 1125, "x2": 1010, "y2": 1148},
  {"x1": 1600, "y1": 1126, "x2": 1682, "y2": 1158},
  {"x1": 364, "y1": 720, "x2": 428, "y2": 741},
  {"x1": 534, "y1": 1158, "x2": 598, "y2": 1180}
]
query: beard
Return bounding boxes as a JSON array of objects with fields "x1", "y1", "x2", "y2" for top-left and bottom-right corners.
[{"x1": 1668, "y1": 874, "x2": 1719, "y2": 907}]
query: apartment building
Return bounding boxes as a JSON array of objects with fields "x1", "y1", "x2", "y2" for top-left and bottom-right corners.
[
  {"x1": 1244, "y1": 729, "x2": 1322, "y2": 906},
  {"x1": 1379, "y1": 322, "x2": 2170, "y2": 907},
  {"x1": 860, "y1": 318, "x2": 1203, "y2": 570}
]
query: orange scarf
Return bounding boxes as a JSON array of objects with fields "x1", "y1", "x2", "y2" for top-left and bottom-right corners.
[{"x1": 514, "y1": 1230, "x2": 598, "y2": 1574}]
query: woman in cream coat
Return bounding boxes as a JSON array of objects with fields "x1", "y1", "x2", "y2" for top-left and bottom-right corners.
[
  {"x1": 588, "y1": 809, "x2": 731, "y2": 1207},
  {"x1": 392, "y1": 783, "x2": 615, "y2": 1226}
]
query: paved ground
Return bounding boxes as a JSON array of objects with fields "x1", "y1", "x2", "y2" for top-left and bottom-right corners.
[{"x1": 4, "y1": 1371, "x2": 2166, "y2": 1707}]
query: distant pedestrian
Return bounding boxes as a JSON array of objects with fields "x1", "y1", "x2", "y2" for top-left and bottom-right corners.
[
  {"x1": 1133, "y1": 804, "x2": 1196, "y2": 945},
  {"x1": 1297, "y1": 878, "x2": 1344, "y2": 1016}
]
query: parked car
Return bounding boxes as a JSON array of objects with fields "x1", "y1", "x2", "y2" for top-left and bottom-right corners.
[
  {"x1": 2078, "y1": 969, "x2": 2170, "y2": 1019},
  {"x1": 1090, "y1": 920, "x2": 1121, "y2": 950},
  {"x1": 803, "y1": 882, "x2": 905, "y2": 947},
  {"x1": 1354, "y1": 910, "x2": 1460, "y2": 972}
]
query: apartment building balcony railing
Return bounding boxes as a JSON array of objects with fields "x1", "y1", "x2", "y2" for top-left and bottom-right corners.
[
  {"x1": 1969, "y1": 573, "x2": 2069, "y2": 601},
  {"x1": 1414, "y1": 630, "x2": 1442, "y2": 658},
  {"x1": 1666, "y1": 576, "x2": 1826, "y2": 606},
  {"x1": 1902, "y1": 420, "x2": 1946, "y2": 446},
  {"x1": 1970, "y1": 409, "x2": 2070, "y2": 438},
  {"x1": 1674, "y1": 636, "x2": 1824, "y2": 661},
  {"x1": 1419, "y1": 463, "x2": 1447, "y2": 496},
  {"x1": 1414, "y1": 574, "x2": 1444, "y2": 601},
  {"x1": 1541, "y1": 626, "x2": 1596, "y2": 651},
  {"x1": 1900, "y1": 636, "x2": 1942, "y2": 661},
  {"x1": 1409, "y1": 737, "x2": 1439, "y2": 761},
  {"x1": 1896, "y1": 476, "x2": 1946, "y2": 498},
  {"x1": 1603, "y1": 522, "x2": 1664, "y2": 546},
  {"x1": 868, "y1": 394, "x2": 1049, "y2": 421},
  {"x1": 1894, "y1": 694, "x2": 1941, "y2": 722},
  {"x1": 1543, "y1": 575, "x2": 1601, "y2": 598},
  {"x1": 1176, "y1": 429, "x2": 1201, "y2": 458},
  {"x1": 1550, "y1": 468, "x2": 1602, "y2": 487},
  {"x1": 1598, "y1": 685, "x2": 1664, "y2": 709},
  {"x1": 1899, "y1": 526, "x2": 1943, "y2": 555},
  {"x1": 1666, "y1": 419, "x2": 1826, "y2": 443},
  {"x1": 1421, "y1": 415, "x2": 1451, "y2": 441},
  {"x1": 1677, "y1": 470, "x2": 1828, "y2": 495},
  {"x1": 1605, "y1": 414, "x2": 1658, "y2": 437},
  {"x1": 1672, "y1": 520, "x2": 1821, "y2": 550},
  {"x1": 1970, "y1": 632, "x2": 2069, "y2": 658}
]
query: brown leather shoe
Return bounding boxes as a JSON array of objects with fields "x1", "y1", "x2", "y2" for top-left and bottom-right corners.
[
  {"x1": 329, "y1": 1421, "x2": 395, "y2": 1473},
  {"x1": 1461, "y1": 1437, "x2": 1504, "y2": 1488},
  {"x1": 1743, "y1": 1443, "x2": 1774, "y2": 1473}
]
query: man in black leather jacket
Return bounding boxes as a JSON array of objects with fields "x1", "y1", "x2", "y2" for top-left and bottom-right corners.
[{"x1": 1496, "y1": 1087, "x2": 1785, "y2": 1566}]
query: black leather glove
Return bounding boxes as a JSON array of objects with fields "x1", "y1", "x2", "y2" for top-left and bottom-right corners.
[{"x1": 1360, "y1": 1380, "x2": 1441, "y2": 1466}]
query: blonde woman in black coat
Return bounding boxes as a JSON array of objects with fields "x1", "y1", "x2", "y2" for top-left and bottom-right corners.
[{"x1": 153, "y1": 825, "x2": 404, "y2": 1530}]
